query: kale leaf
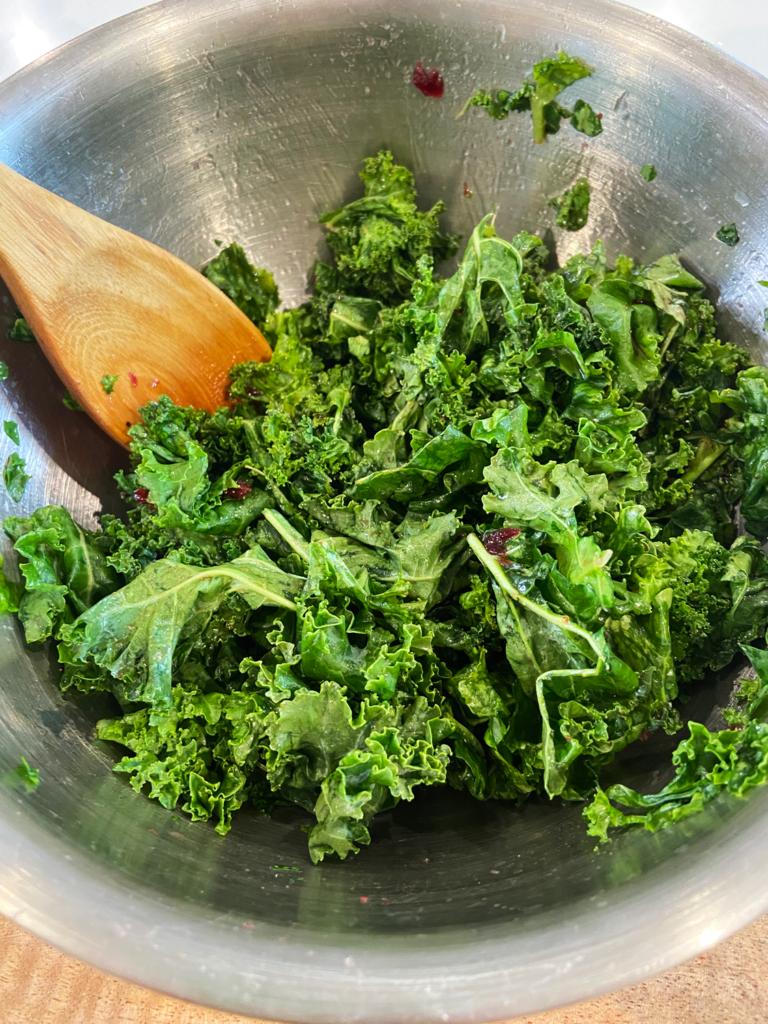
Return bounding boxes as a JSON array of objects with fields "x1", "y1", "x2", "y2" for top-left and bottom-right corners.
[
  {"x1": 548, "y1": 179, "x2": 591, "y2": 231},
  {"x1": 3, "y1": 453, "x2": 30, "y2": 503},
  {"x1": 459, "y1": 52, "x2": 596, "y2": 144},
  {"x1": 716, "y1": 223, "x2": 740, "y2": 247},
  {"x1": 203, "y1": 243, "x2": 280, "y2": 326}
]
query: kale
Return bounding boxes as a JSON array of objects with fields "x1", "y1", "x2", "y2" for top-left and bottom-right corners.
[
  {"x1": 0, "y1": 554, "x2": 21, "y2": 614},
  {"x1": 4, "y1": 150, "x2": 768, "y2": 862},
  {"x1": 0, "y1": 362, "x2": 8, "y2": 381},
  {"x1": 317, "y1": 150, "x2": 459, "y2": 303},
  {"x1": 62, "y1": 391, "x2": 84, "y2": 411},
  {"x1": 459, "y1": 52, "x2": 596, "y2": 144},
  {"x1": 548, "y1": 178, "x2": 591, "y2": 231},
  {"x1": 716, "y1": 222, "x2": 740, "y2": 247},
  {"x1": 3, "y1": 453, "x2": 30, "y2": 503},
  {"x1": 10, "y1": 756, "x2": 40, "y2": 792},
  {"x1": 101, "y1": 374, "x2": 119, "y2": 394},
  {"x1": 202, "y1": 243, "x2": 280, "y2": 326},
  {"x1": 3, "y1": 421, "x2": 19, "y2": 445},
  {"x1": 9, "y1": 317, "x2": 34, "y2": 342},
  {"x1": 570, "y1": 100, "x2": 602, "y2": 137},
  {"x1": 585, "y1": 640, "x2": 768, "y2": 842},
  {"x1": 640, "y1": 164, "x2": 657, "y2": 182}
]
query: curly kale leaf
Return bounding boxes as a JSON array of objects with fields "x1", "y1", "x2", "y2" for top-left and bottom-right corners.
[
  {"x1": 460, "y1": 52, "x2": 595, "y2": 144},
  {"x1": 203, "y1": 242, "x2": 280, "y2": 327},
  {"x1": 3, "y1": 453, "x2": 30, "y2": 503},
  {"x1": 0, "y1": 554, "x2": 22, "y2": 615},
  {"x1": 585, "y1": 718, "x2": 768, "y2": 843},
  {"x1": 4, "y1": 506, "x2": 120, "y2": 642},
  {"x1": 548, "y1": 179, "x2": 591, "y2": 232},
  {"x1": 60, "y1": 548, "x2": 304, "y2": 708},
  {"x1": 9, "y1": 317, "x2": 35, "y2": 342},
  {"x1": 98, "y1": 686, "x2": 266, "y2": 834},
  {"x1": 716, "y1": 222, "x2": 740, "y2": 247},
  {"x1": 318, "y1": 150, "x2": 459, "y2": 302}
]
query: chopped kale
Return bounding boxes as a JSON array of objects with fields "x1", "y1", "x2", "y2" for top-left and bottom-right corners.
[
  {"x1": 716, "y1": 222, "x2": 740, "y2": 247},
  {"x1": 640, "y1": 164, "x2": 657, "y2": 182},
  {"x1": 0, "y1": 362, "x2": 8, "y2": 381},
  {"x1": 62, "y1": 391, "x2": 84, "y2": 411},
  {"x1": 0, "y1": 554, "x2": 21, "y2": 613},
  {"x1": 3, "y1": 150, "x2": 768, "y2": 862},
  {"x1": 459, "y1": 51, "x2": 596, "y2": 144},
  {"x1": 101, "y1": 374, "x2": 119, "y2": 395},
  {"x1": 202, "y1": 243, "x2": 280, "y2": 327},
  {"x1": 570, "y1": 99, "x2": 602, "y2": 137},
  {"x1": 548, "y1": 178, "x2": 591, "y2": 231},
  {"x1": 3, "y1": 421, "x2": 19, "y2": 445},
  {"x1": 9, "y1": 756, "x2": 40, "y2": 792},
  {"x1": 3, "y1": 453, "x2": 30, "y2": 502},
  {"x1": 9, "y1": 317, "x2": 35, "y2": 342}
]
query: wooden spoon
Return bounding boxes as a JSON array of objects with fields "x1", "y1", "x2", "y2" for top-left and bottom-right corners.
[{"x1": 0, "y1": 162, "x2": 272, "y2": 447}]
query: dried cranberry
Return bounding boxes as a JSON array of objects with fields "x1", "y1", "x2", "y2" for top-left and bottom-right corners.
[
  {"x1": 413, "y1": 61, "x2": 444, "y2": 99},
  {"x1": 641, "y1": 730, "x2": 651, "y2": 742},
  {"x1": 222, "y1": 481, "x2": 252, "y2": 501},
  {"x1": 483, "y1": 527, "x2": 521, "y2": 556},
  {"x1": 245, "y1": 386, "x2": 262, "y2": 398},
  {"x1": 128, "y1": 371, "x2": 138, "y2": 387},
  {"x1": 133, "y1": 488, "x2": 156, "y2": 511}
]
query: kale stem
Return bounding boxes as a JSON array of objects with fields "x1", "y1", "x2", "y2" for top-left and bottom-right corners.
[
  {"x1": 263, "y1": 509, "x2": 311, "y2": 562},
  {"x1": 659, "y1": 322, "x2": 679, "y2": 362},
  {"x1": 467, "y1": 533, "x2": 603, "y2": 661}
]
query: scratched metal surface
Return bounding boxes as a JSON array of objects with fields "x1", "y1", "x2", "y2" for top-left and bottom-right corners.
[{"x1": 1, "y1": 1, "x2": 768, "y2": 1022}]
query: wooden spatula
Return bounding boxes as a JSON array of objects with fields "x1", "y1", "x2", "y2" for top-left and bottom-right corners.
[{"x1": 0, "y1": 162, "x2": 272, "y2": 447}]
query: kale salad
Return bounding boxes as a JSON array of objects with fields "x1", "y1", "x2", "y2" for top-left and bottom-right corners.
[{"x1": 3, "y1": 143, "x2": 768, "y2": 864}]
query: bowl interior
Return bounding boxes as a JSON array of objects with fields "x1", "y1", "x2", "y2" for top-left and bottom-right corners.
[{"x1": 2, "y1": 1, "x2": 768, "y2": 1021}]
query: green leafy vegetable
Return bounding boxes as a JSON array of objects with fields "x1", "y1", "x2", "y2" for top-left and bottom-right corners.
[
  {"x1": 0, "y1": 362, "x2": 8, "y2": 381},
  {"x1": 459, "y1": 51, "x2": 596, "y2": 144},
  {"x1": 548, "y1": 178, "x2": 591, "y2": 231},
  {"x1": 570, "y1": 100, "x2": 602, "y2": 137},
  {"x1": 3, "y1": 453, "x2": 30, "y2": 502},
  {"x1": 9, "y1": 317, "x2": 34, "y2": 342},
  {"x1": 716, "y1": 222, "x2": 740, "y2": 247},
  {"x1": 0, "y1": 554, "x2": 22, "y2": 614},
  {"x1": 101, "y1": 374, "x2": 119, "y2": 394},
  {"x1": 202, "y1": 243, "x2": 280, "y2": 326},
  {"x1": 5, "y1": 149, "x2": 768, "y2": 862},
  {"x1": 62, "y1": 391, "x2": 84, "y2": 411},
  {"x1": 585, "y1": 646, "x2": 768, "y2": 843},
  {"x1": 3, "y1": 420, "x2": 19, "y2": 445},
  {"x1": 640, "y1": 164, "x2": 657, "y2": 182},
  {"x1": 7, "y1": 756, "x2": 40, "y2": 792},
  {"x1": 318, "y1": 150, "x2": 459, "y2": 301}
]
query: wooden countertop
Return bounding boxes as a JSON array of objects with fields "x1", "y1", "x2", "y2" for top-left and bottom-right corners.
[{"x1": 1, "y1": 913, "x2": 766, "y2": 1023}]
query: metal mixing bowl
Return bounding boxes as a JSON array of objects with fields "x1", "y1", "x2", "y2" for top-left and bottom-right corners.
[{"x1": 1, "y1": 0, "x2": 768, "y2": 1020}]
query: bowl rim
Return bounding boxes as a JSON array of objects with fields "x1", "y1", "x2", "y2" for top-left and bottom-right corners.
[{"x1": 2, "y1": 0, "x2": 768, "y2": 1020}]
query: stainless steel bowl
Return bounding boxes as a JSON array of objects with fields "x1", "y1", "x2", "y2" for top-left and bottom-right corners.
[{"x1": 2, "y1": 1, "x2": 768, "y2": 1020}]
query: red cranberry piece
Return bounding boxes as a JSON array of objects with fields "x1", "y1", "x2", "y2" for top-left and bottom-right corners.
[
  {"x1": 482, "y1": 527, "x2": 522, "y2": 556},
  {"x1": 413, "y1": 61, "x2": 444, "y2": 99},
  {"x1": 222, "y1": 481, "x2": 252, "y2": 501}
]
